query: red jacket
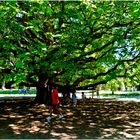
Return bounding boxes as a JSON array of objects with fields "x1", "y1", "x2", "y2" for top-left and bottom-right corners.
[{"x1": 52, "y1": 89, "x2": 59, "y2": 104}]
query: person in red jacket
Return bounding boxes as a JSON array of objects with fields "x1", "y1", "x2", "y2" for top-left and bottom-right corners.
[{"x1": 46, "y1": 85, "x2": 64, "y2": 121}]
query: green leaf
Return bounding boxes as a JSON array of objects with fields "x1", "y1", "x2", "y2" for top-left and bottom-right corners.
[
  {"x1": 15, "y1": 61, "x2": 23, "y2": 68},
  {"x1": 46, "y1": 6, "x2": 52, "y2": 15}
]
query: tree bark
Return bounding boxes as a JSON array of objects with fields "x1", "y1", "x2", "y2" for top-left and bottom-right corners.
[
  {"x1": 35, "y1": 85, "x2": 46, "y2": 104},
  {"x1": 34, "y1": 81, "x2": 53, "y2": 104},
  {"x1": 112, "y1": 90, "x2": 114, "y2": 95},
  {"x1": 2, "y1": 80, "x2": 6, "y2": 90}
]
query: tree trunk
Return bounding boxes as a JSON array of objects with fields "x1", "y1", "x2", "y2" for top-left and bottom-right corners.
[
  {"x1": 34, "y1": 82, "x2": 53, "y2": 104},
  {"x1": 112, "y1": 90, "x2": 114, "y2": 95},
  {"x1": 35, "y1": 86, "x2": 46, "y2": 104},
  {"x1": 2, "y1": 80, "x2": 6, "y2": 90},
  {"x1": 59, "y1": 83, "x2": 72, "y2": 105}
]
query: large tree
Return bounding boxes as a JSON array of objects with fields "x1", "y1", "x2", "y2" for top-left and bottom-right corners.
[{"x1": 0, "y1": 1, "x2": 140, "y2": 103}]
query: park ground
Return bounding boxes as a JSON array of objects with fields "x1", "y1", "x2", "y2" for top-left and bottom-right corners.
[{"x1": 0, "y1": 96, "x2": 140, "y2": 139}]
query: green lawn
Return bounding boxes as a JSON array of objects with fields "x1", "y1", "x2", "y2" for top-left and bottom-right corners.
[
  {"x1": 101, "y1": 92, "x2": 140, "y2": 98},
  {"x1": 0, "y1": 89, "x2": 140, "y2": 98},
  {"x1": 0, "y1": 88, "x2": 36, "y2": 95}
]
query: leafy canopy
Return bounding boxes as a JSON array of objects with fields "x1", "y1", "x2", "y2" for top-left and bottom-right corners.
[{"x1": 0, "y1": 1, "x2": 140, "y2": 89}]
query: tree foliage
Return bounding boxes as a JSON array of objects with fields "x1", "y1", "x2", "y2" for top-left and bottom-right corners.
[{"x1": 0, "y1": 1, "x2": 140, "y2": 102}]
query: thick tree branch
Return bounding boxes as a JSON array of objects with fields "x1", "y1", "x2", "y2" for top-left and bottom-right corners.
[{"x1": 71, "y1": 52, "x2": 140, "y2": 89}]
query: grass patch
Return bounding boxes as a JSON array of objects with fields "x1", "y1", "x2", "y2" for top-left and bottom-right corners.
[
  {"x1": 101, "y1": 92, "x2": 140, "y2": 98},
  {"x1": 0, "y1": 89, "x2": 36, "y2": 95}
]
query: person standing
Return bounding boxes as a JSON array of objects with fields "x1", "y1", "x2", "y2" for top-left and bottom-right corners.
[
  {"x1": 82, "y1": 92, "x2": 86, "y2": 100},
  {"x1": 45, "y1": 85, "x2": 64, "y2": 121},
  {"x1": 96, "y1": 85, "x2": 100, "y2": 98},
  {"x1": 72, "y1": 92, "x2": 77, "y2": 106},
  {"x1": 92, "y1": 90, "x2": 94, "y2": 99}
]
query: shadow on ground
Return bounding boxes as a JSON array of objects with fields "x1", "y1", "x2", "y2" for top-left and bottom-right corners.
[{"x1": 0, "y1": 98, "x2": 140, "y2": 139}]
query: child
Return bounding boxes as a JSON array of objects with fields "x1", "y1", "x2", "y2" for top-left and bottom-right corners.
[{"x1": 45, "y1": 86, "x2": 64, "y2": 121}]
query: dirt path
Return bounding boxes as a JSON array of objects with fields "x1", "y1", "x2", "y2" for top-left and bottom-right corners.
[{"x1": 0, "y1": 98, "x2": 140, "y2": 139}]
